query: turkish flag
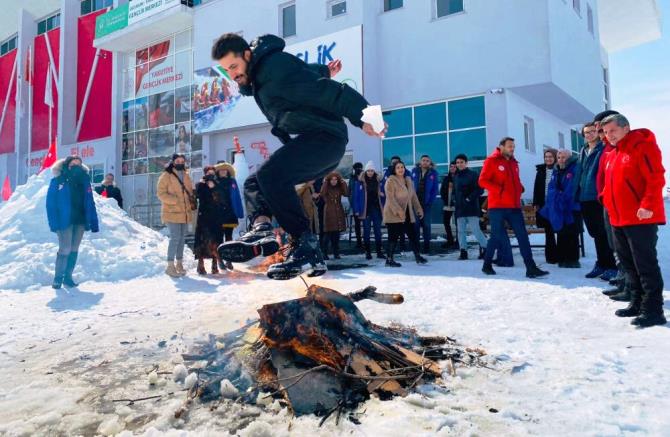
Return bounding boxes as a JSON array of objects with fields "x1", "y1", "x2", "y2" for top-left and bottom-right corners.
[
  {"x1": 39, "y1": 140, "x2": 57, "y2": 173},
  {"x1": 1, "y1": 175, "x2": 11, "y2": 201}
]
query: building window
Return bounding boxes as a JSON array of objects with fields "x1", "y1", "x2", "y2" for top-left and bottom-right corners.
[
  {"x1": 573, "y1": 0, "x2": 581, "y2": 16},
  {"x1": 381, "y1": 96, "x2": 487, "y2": 174},
  {"x1": 571, "y1": 129, "x2": 585, "y2": 153},
  {"x1": 602, "y1": 66, "x2": 610, "y2": 109},
  {"x1": 587, "y1": 4, "x2": 594, "y2": 35},
  {"x1": 80, "y1": 0, "x2": 113, "y2": 16},
  {"x1": 435, "y1": 0, "x2": 463, "y2": 18},
  {"x1": 281, "y1": 3, "x2": 296, "y2": 38},
  {"x1": 37, "y1": 13, "x2": 61, "y2": 35},
  {"x1": 558, "y1": 132, "x2": 565, "y2": 149},
  {"x1": 0, "y1": 35, "x2": 17, "y2": 56},
  {"x1": 523, "y1": 116, "x2": 536, "y2": 153},
  {"x1": 328, "y1": 0, "x2": 346, "y2": 18},
  {"x1": 384, "y1": 0, "x2": 403, "y2": 12}
]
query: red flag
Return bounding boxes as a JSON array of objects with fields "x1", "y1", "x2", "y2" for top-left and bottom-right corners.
[
  {"x1": 39, "y1": 140, "x2": 57, "y2": 173},
  {"x1": 1, "y1": 175, "x2": 11, "y2": 201}
]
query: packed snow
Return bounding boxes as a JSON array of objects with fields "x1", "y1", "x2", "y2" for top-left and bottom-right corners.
[
  {"x1": 0, "y1": 174, "x2": 669, "y2": 436},
  {"x1": 0, "y1": 172, "x2": 193, "y2": 292}
]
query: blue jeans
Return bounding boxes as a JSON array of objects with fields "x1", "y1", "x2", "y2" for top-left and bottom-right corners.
[
  {"x1": 415, "y1": 203, "x2": 433, "y2": 250},
  {"x1": 363, "y1": 208, "x2": 382, "y2": 247},
  {"x1": 457, "y1": 216, "x2": 488, "y2": 249},
  {"x1": 484, "y1": 208, "x2": 536, "y2": 269}
]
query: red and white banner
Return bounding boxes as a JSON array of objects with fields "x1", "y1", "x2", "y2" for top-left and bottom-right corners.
[
  {"x1": 32, "y1": 28, "x2": 60, "y2": 152},
  {"x1": 0, "y1": 50, "x2": 17, "y2": 154},
  {"x1": 135, "y1": 39, "x2": 188, "y2": 98},
  {"x1": 77, "y1": 9, "x2": 112, "y2": 142}
]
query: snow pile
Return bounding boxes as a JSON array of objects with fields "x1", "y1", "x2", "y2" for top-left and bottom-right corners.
[{"x1": 0, "y1": 171, "x2": 189, "y2": 291}]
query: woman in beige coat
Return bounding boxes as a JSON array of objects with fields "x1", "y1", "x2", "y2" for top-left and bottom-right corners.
[
  {"x1": 157, "y1": 154, "x2": 195, "y2": 277},
  {"x1": 383, "y1": 161, "x2": 427, "y2": 267}
]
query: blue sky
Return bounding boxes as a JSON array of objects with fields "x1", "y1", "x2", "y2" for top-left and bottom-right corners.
[{"x1": 609, "y1": 0, "x2": 670, "y2": 192}]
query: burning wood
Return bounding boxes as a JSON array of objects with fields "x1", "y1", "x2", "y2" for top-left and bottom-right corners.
[{"x1": 182, "y1": 284, "x2": 487, "y2": 424}]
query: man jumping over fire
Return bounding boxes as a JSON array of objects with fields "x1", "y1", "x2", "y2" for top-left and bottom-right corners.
[{"x1": 212, "y1": 33, "x2": 386, "y2": 280}]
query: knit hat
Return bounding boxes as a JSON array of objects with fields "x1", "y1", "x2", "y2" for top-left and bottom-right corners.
[{"x1": 364, "y1": 160, "x2": 376, "y2": 171}]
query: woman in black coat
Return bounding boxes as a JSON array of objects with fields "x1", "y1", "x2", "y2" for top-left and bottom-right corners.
[{"x1": 532, "y1": 148, "x2": 558, "y2": 264}]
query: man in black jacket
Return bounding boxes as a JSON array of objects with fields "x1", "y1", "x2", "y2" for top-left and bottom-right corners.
[
  {"x1": 453, "y1": 155, "x2": 487, "y2": 259},
  {"x1": 95, "y1": 173, "x2": 123, "y2": 209},
  {"x1": 212, "y1": 33, "x2": 386, "y2": 279}
]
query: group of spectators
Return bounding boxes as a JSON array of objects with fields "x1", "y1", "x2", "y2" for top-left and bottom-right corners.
[{"x1": 44, "y1": 110, "x2": 665, "y2": 328}]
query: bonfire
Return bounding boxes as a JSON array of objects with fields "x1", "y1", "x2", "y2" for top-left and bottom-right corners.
[{"x1": 180, "y1": 284, "x2": 488, "y2": 425}]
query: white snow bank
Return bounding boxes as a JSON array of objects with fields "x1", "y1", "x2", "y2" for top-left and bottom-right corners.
[{"x1": 0, "y1": 171, "x2": 190, "y2": 291}]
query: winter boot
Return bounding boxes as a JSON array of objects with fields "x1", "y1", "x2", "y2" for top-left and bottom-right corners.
[
  {"x1": 211, "y1": 259, "x2": 220, "y2": 275},
  {"x1": 375, "y1": 242, "x2": 386, "y2": 259},
  {"x1": 175, "y1": 260, "x2": 187, "y2": 276},
  {"x1": 217, "y1": 222, "x2": 280, "y2": 263},
  {"x1": 632, "y1": 312, "x2": 668, "y2": 328},
  {"x1": 458, "y1": 249, "x2": 468, "y2": 260},
  {"x1": 526, "y1": 265, "x2": 549, "y2": 279},
  {"x1": 414, "y1": 251, "x2": 428, "y2": 264},
  {"x1": 165, "y1": 261, "x2": 180, "y2": 278},
  {"x1": 482, "y1": 263, "x2": 496, "y2": 275},
  {"x1": 609, "y1": 288, "x2": 631, "y2": 302},
  {"x1": 365, "y1": 243, "x2": 372, "y2": 260},
  {"x1": 52, "y1": 254, "x2": 68, "y2": 289},
  {"x1": 603, "y1": 280, "x2": 624, "y2": 296},
  {"x1": 615, "y1": 288, "x2": 641, "y2": 318},
  {"x1": 585, "y1": 263, "x2": 606, "y2": 279},
  {"x1": 197, "y1": 258, "x2": 206, "y2": 275},
  {"x1": 266, "y1": 232, "x2": 327, "y2": 280},
  {"x1": 478, "y1": 247, "x2": 485, "y2": 260},
  {"x1": 385, "y1": 242, "x2": 401, "y2": 267},
  {"x1": 62, "y1": 252, "x2": 80, "y2": 288},
  {"x1": 225, "y1": 260, "x2": 234, "y2": 271},
  {"x1": 631, "y1": 292, "x2": 667, "y2": 327}
]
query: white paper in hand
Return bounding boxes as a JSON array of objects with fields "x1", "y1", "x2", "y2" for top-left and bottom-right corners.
[{"x1": 361, "y1": 105, "x2": 385, "y2": 135}]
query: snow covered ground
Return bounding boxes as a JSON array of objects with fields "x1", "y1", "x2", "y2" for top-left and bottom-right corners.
[{"x1": 1, "y1": 179, "x2": 669, "y2": 436}]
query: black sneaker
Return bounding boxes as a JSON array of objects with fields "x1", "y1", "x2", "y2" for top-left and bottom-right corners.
[
  {"x1": 458, "y1": 249, "x2": 468, "y2": 260},
  {"x1": 217, "y1": 223, "x2": 279, "y2": 263},
  {"x1": 526, "y1": 266, "x2": 549, "y2": 278},
  {"x1": 482, "y1": 264, "x2": 496, "y2": 275},
  {"x1": 266, "y1": 232, "x2": 327, "y2": 280}
]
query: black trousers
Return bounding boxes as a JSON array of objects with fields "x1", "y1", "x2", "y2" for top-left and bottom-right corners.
[
  {"x1": 442, "y1": 210, "x2": 455, "y2": 243},
  {"x1": 244, "y1": 131, "x2": 347, "y2": 238},
  {"x1": 556, "y1": 225, "x2": 579, "y2": 263},
  {"x1": 613, "y1": 225, "x2": 664, "y2": 315},
  {"x1": 321, "y1": 231, "x2": 341, "y2": 256},
  {"x1": 580, "y1": 201, "x2": 616, "y2": 269},
  {"x1": 543, "y1": 224, "x2": 558, "y2": 263},
  {"x1": 353, "y1": 216, "x2": 362, "y2": 245},
  {"x1": 387, "y1": 215, "x2": 420, "y2": 254}
]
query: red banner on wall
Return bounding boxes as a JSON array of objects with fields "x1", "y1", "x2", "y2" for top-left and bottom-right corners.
[
  {"x1": 0, "y1": 50, "x2": 17, "y2": 154},
  {"x1": 77, "y1": 10, "x2": 112, "y2": 142},
  {"x1": 32, "y1": 28, "x2": 60, "y2": 152}
]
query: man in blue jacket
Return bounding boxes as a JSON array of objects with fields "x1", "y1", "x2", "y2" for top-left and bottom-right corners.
[
  {"x1": 212, "y1": 33, "x2": 386, "y2": 280},
  {"x1": 411, "y1": 155, "x2": 439, "y2": 254}
]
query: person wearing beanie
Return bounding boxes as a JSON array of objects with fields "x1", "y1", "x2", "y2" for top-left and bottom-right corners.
[
  {"x1": 348, "y1": 162, "x2": 365, "y2": 250},
  {"x1": 453, "y1": 154, "x2": 488, "y2": 260},
  {"x1": 353, "y1": 161, "x2": 386, "y2": 260},
  {"x1": 157, "y1": 154, "x2": 195, "y2": 277}
]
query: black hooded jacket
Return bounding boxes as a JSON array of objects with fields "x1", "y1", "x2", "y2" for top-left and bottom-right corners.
[{"x1": 243, "y1": 35, "x2": 369, "y2": 143}]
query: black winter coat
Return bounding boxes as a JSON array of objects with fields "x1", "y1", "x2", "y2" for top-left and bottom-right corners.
[
  {"x1": 243, "y1": 35, "x2": 369, "y2": 144},
  {"x1": 533, "y1": 164, "x2": 553, "y2": 228},
  {"x1": 453, "y1": 168, "x2": 482, "y2": 218},
  {"x1": 95, "y1": 184, "x2": 123, "y2": 209}
]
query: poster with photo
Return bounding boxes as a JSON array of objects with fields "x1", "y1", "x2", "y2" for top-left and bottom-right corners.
[
  {"x1": 149, "y1": 156, "x2": 171, "y2": 173},
  {"x1": 175, "y1": 123, "x2": 191, "y2": 154},
  {"x1": 174, "y1": 86, "x2": 191, "y2": 124},
  {"x1": 134, "y1": 131, "x2": 148, "y2": 158},
  {"x1": 149, "y1": 125, "x2": 175, "y2": 157},
  {"x1": 122, "y1": 101, "x2": 134, "y2": 133},
  {"x1": 148, "y1": 91, "x2": 175, "y2": 128},
  {"x1": 122, "y1": 134, "x2": 135, "y2": 160},
  {"x1": 192, "y1": 66, "x2": 242, "y2": 134},
  {"x1": 190, "y1": 152, "x2": 202, "y2": 169},
  {"x1": 191, "y1": 120, "x2": 202, "y2": 152},
  {"x1": 134, "y1": 158, "x2": 148, "y2": 175},
  {"x1": 135, "y1": 97, "x2": 148, "y2": 130},
  {"x1": 122, "y1": 160, "x2": 134, "y2": 176}
]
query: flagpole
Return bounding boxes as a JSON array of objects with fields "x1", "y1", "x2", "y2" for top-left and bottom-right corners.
[
  {"x1": 27, "y1": 44, "x2": 33, "y2": 179},
  {"x1": 75, "y1": 48, "x2": 101, "y2": 141}
]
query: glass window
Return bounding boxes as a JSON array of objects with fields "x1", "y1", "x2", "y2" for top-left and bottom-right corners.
[
  {"x1": 282, "y1": 4, "x2": 296, "y2": 38},
  {"x1": 81, "y1": 0, "x2": 91, "y2": 16},
  {"x1": 148, "y1": 91, "x2": 175, "y2": 128},
  {"x1": 38, "y1": 20, "x2": 47, "y2": 35},
  {"x1": 175, "y1": 123, "x2": 191, "y2": 154},
  {"x1": 384, "y1": 0, "x2": 403, "y2": 12},
  {"x1": 134, "y1": 158, "x2": 149, "y2": 175},
  {"x1": 136, "y1": 48, "x2": 149, "y2": 65},
  {"x1": 383, "y1": 108, "x2": 412, "y2": 138},
  {"x1": 382, "y1": 137, "x2": 413, "y2": 167},
  {"x1": 449, "y1": 128, "x2": 487, "y2": 161},
  {"x1": 191, "y1": 121, "x2": 203, "y2": 152},
  {"x1": 122, "y1": 101, "x2": 134, "y2": 133},
  {"x1": 329, "y1": 0, "x2": 346, "y2": 17},
  {"x1": 523, "y1": 116, "x2": 536, "y2": 153},
  {"x1": 587, "y1": 5, "x2": 594, "y2": 34},
  {"x1": 175, "y1": 30, "x2": 191, "y2": 52},
  {"x1": 414, "y1": 103, "x2": 446, "y2": 134},
  {"x1": 149, "y1": 126, "x2": 175, "y2": 157},
  {"x1": 135, "y1": 131, "x2": 148, "y2": 158},
  {"x1": 448, "y1": 96, "x2": 485, "y2": 130},
  {"x1": 436, "y1": 0, "x2": 463, "y2": 18},
  {"x1": 149, "y1": 156, "x2": 172, "y2": 174},
  {"x1": 573, "y1": 0, "x2": 580, "y2": 15},
  {"x1": 415, "y1": 133, "x2": 447, "y2": 164},
  {"x1": 174, "y1": 86, "x2": 192, "y2": 124},
  {"x1": 122, "y1": 134, "x2": 135, "y2": 161}
]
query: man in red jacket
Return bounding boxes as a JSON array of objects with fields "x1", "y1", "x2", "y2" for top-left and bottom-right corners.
[
  {"x1": 479, "y1": 137, "x2": 549, "y2": 278},
  {"x1": 601, "y1": 114, "x2": 667, "y2": 328}
]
